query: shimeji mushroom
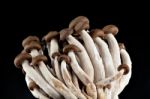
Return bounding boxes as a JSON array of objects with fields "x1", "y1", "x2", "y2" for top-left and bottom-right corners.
[
  {"x1": 25, "y1": 75, "x2": 49, "y2": 99},
  {"x1": 43, "y1": 31, "x2": 64, "y2": 82},
  {"x1": 112, "y1": 43, "x2": 131, "y2": 99},
  {"x1": 58, "y1": 54, "x2": 86, "y2": 99},
  {"x1": 90, "y1": 29, "x2": 116, "y2": 77},
  {"x1": 14, "y1": 52, "x2": 61, "y2": 99},
  {"x1": 69, "y1": 16, "x2": 105, "y2": 82},
  {"x1": 72, "y1": 69, "x2": 80, "y2": 90},
  {"x1": 23, "y1": 36, "x2": 77, "y2": 98},
  {"x1": 90, "y1": 29, "x2": 116, "y2": 99},
  {"x1": 102, "y1": 25, "x2": 125, "y2": 99},
  {"x1": 60, "y1": 28, "x2": 94, "y2": 82},
  {"x1": 118, "y1": 43, "x2": 132, "y2": 93},
  {"x1": 63, "y1": 44, "x2": 97, "y2": 99},
  {"x1": 102, "y1": 25, "x2": 121, "y2": 69},
  {"x1": 32, "y1": 55, "x2": 77, "y2": 99},
  {"x1": 14, "y1": 16, "x2": 132, "y2": 99}
]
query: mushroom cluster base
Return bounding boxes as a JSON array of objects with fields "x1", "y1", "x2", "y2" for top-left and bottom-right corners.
[{"x1": 14, "y1": 16, "x2": 132, "y2": 99}]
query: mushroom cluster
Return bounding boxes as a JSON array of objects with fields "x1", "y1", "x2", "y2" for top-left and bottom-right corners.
[{"x1": 14, "y1": 16, "x2": 132, "y2": 99}]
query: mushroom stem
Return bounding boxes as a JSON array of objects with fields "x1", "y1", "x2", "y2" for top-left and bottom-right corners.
[
  {"x1": 66, "y1": 35, "x2": 94, "y2": 81},
  {"x1": 61, "y1": 60, "x2": 86, "y2": 99},
  {"x1": 49, "y1": 39, "x2": 59, "y2": 60},
  {"x1": 35, "y1": 58, "x2": 77, "y2": 99},
  {"x1": 48, "y1": 38, "x2": 64, "y2": 82},
  {"x1": 81, "y1": 30, "x2": 105, "y2": 82},
  {"x1": 54, "y1": 56, "x2": 64, "y2": 81},
  {"x1": 27, "y1": 44, "x2": 76, "y2": 98},
  {"x1": 68, "y1": 51, "x2": 92, "y2": 85},
  {"x1": 68, "y1": 51, "x2": 97, "y2": 99},
  {"x1": 94, "y1": 37, "x2": 115, "y2": 99},
  {"x1": 104, "y1": 34, "x2": 121, "y2": 69},
  {"x1": 72, "y1": 71, "x2": 80, "y2": 90},
  {"x1": 94, "y1": 37, "x2": 115, "y2": 77},
  {"x1": 30, "y1": 49, "x2": 40, "y2": 57},
  {"x1": 22, "y1": 60, "x2": 61, "y2": 99},
  {"x1": 116, "y1": 48, "x2": 132, "y2": 95},
  {"x1": 104, "y1": 88, "x2": 111, "y2": 99},
  {"x1": 25, "y1": 75, "x2": 49, "y2": 99}
]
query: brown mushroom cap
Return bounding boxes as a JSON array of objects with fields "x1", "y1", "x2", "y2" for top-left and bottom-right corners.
[
  {"x1": 59, "y1": 28, "x2": 73, "y2": 41},
  {"x1": 69, "y1": 16, "x2": 90, "y2": 33},
  {"x1": 52, "y1": 52, "x2": 61, "y2": 59},
  {"x1": 58, "y1": 54, "x2": 71, "y2": 64},
  {"x1": 14, "y1": 52, "x2": 32, "y2": 69},
  {"x1": 119, "y1": 43, "x2": 126, "y2": 49},
  {"x1": 103, "y1": 84, "x2": 111, "y2": 89},
  {"x1": 28, "y1": 81, "x2": 39, "y2": 91},
  {"x1": 24, "y1": 41, "x2": 42, "y2": 53},
  {"x1": 90, "y1": 29, "x2": 105, "y2": 38},
  {"x1": 42, "y1": 31, "x2": 59, "y2": 43},
  {"x1": 22, "y1": 36, "x2": 40, "y2": 47},
  {"x1": 32, "y1": 55, "x2": 48, "y2": 66},
  {"x1": 118, "y1": 64, "x2": 129, "y2": 75},
  {"x1": 102, "y1": 25, "x2": 119, "y2": 35},
  {"x1": 63, "y1": 44, "x2": 81, "y2": 54}
]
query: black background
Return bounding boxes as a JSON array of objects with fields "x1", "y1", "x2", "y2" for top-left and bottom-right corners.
[{"x1": 0, "y1": 2, "x2": 149, "y2": 99}]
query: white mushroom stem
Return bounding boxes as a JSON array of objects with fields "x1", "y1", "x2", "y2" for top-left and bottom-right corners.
[
  {"x1": 25, "y1": 75, "x2": 49, "y2": 99},
  {"x1": 22, "y1": 60, "x2": 61, "y2": 99},
  {"x1": 29, "y1": 49, "x2": 77, "y2": 98},
  {"x1": 94, "y1": 37, "x2": 115, "y2": 99},
  {"x1": 81, "y1": 30, "x2": 105, "y2": 82},
  {"x1": 104, "y1": 33, "x2": 122, "y2": 99},
  {"x1": 94, "y1": 37, "x2": 116, "y2": 77},
  {"x1": 117, "y1": 48, "x2": 132, "y2": 94},
  {"x1": 61, "y1": 60, "x2": 86, "y2": 99},
  {"x1": 48, "y1": 38, "x2": 63, "y2": 81},
  {"x1": 104, "y1": 88, "x2": 111, "y2": 99},
  {"x1": 105, "y1": 34, "x2": 121, "y2": 69},
  {"x1": 54, "y1": 56, "x2": 64, "y2": 82},
  {"x1": 68, "y1": 51, "x2": 92, "y2": 85},
  {"x1": 66, "y1": 35, "x2": 94, "y2": 81},
  {"x1": 37, "y1": 61, "x2": 77, "y2": 99},
  {"x1": 96, "y1": 71, "x2": 123, "y2": 86},
  {"x1": 30, "y1": 49, "x2": 43, "y2": 74},
  {"x1": 97, "y1": 88, "x2": 105, "y2": 99},
  {"x1": 30, "y1": 49, "x2": 40, "y2": 57},
  {"x1": 82, "y1": 88, "x2": 92, "y2": 99},
  {"x1": 49, "y1": 39, "x2": 59, "y2": 60},
  {"x1": 72, "y1": 71, "x2": 80, "y2": 90},
  {"x1": 68, "y1": 51, "x2": 97, "y2": 99}
]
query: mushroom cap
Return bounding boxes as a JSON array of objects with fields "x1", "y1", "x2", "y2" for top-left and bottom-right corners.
[
  {"x1": 58, "y1": 54, "x2": 71, "y2": 64},
  {"x1": 22, "y1": 36, "x2": 40, "y2": 47},
  {"x1": 32, "y1": 55, "x2": 48, "y2": 66},
  {"x1": 59, "y1": 28, "x2": 73, "y2": 41},
  {"x1": 103, "y1": 84, "x2": 111, "y2": 89},
  {"x1": 118, "y1": 64, "x2": 129, "y2": 75},
  {"x1": 24, "y1": 41, "x2": 42, "y2": 53},
  {"x1": 90, "y1": 29, "x2": 105, "y2": 38},
  {"x1": 63, "y1": 44, "x2": 81, "y2": 54},
  {"x1": 28, "y1": 81, "x2": 39, "y2": 91},
  {"x1": 119, "y1": 43, "x2": 126, "y2": 49},
  {"x1": 69, "y1": 16, "x2": 90, "y2": 33},
  {"x1": 102, "y1": 25, "x2": 119, "y2": 35},
  {"x1": 52, "y1": 52, "x2": 61, "y2": 59},
  {"x1": 14, "y1": 52, "x2": 32, "y2": 69},
  {"x1": 43, "y1": 31, "x2": 59, "y2": 43}
]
